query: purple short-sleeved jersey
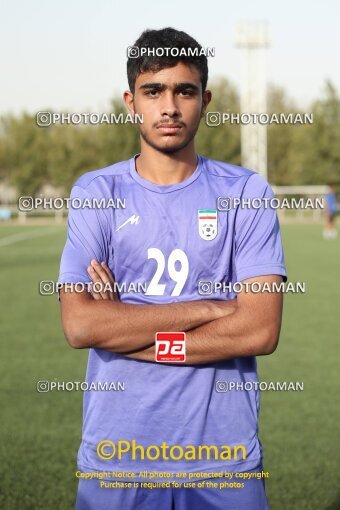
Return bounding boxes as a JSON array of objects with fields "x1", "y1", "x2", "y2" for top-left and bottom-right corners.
[{"x1": 58, "y1": 154, "x2": 287, "y2": 481}]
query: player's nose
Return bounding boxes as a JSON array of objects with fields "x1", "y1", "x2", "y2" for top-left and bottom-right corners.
[{"x1": 160, "y1": 92, "x2": 180, "y2": 117}]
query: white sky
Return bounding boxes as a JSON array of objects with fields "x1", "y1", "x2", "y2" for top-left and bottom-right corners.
[{"x1": 1, "y1": 0, "x2": 339, "y2": 115}]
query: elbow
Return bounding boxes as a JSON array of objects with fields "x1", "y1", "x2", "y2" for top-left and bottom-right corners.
[
  {"x1": 62, "y1": 317, "x2": 91, "y2": 349},
  {"x1": 257, "y1": 325, "x2": 281, "y2": 355},
  {"x1": 66, "y1": 331, "x2": 86, "y2": 350},
  {"x1": 59, "y1": 290, "x2": 95, "y2": 349},
  {"x1": 248, "y1": 321, "x2": 281, "y2": 356},
  {"x1": 260, "y1": 336, "x2": 279, "y2": 355}
]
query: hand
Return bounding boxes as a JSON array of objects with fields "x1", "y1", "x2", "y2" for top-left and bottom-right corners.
[{"x1": 87, "y1": 259, "x2": 119, "y2": 301}]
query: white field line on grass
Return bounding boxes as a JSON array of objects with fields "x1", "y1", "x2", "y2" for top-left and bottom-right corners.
[{"x1": 0, "y1": 227, "x2": 64, "y2": 248}]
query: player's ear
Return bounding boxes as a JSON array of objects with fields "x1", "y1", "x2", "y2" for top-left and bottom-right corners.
[
  {"x1": 201, "y1": 89, "x2": 212, "y2": 117},
  {"x1": 124, "y1": 90, "x2": 135, "y2": 116}
]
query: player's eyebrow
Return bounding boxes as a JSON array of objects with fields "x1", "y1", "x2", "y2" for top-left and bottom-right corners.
[
  {"x1": 174, "y1": 82, "x2": 199, "y2": 93},
  {"x1": 139, "y1": 82, "x2": 164, "y2": 90},
  {"x1": 139, "y1": 82, "x2": 199, "y2": 92}
]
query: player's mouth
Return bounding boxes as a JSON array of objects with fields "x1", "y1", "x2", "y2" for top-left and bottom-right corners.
[{"x1": 156, "y1": 122, "x2": 184, "y2": 135}]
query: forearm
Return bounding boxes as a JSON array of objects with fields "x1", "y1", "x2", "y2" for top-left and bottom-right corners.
[
  {"x1": 119, "y1": 303, "x2": 243, "y2": 364},
  {"x1": 183, "y1": 310, "x2": 273, "y2": 364},
  {"x1": 64, "y1": 295, "x2": 237, "y2": 351},
  {"x1": 122, "y1": 313, "x2": 245, "y2": 365},
  {"x1": 124, "y1": 296, "x2": 282, "y2": 365}
]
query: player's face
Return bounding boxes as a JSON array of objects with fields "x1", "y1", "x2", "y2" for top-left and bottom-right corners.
[{"x1": 125, "y1": 62, "x2": 211, "y2": 154}]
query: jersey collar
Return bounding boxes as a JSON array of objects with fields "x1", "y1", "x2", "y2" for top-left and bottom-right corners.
[{"x1": 129, "y1": 153, "x2": 203, "y2": 193}]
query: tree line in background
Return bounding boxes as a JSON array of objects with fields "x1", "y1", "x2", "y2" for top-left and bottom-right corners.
[{"x1": 0, "y1": 78, "x2": 339, "y2": 197}]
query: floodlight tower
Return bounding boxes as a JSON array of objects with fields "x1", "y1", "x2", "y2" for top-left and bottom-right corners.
[{"x1": 235, "y1": 22, "x2": 270, "y2": 180}]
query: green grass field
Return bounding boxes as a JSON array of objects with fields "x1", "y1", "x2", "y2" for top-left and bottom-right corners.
[{"x1": 0, "y1": 222, "x2": 339, "y2": 510}]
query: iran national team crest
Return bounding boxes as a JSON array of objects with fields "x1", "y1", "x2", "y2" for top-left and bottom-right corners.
[{"x1": 198, "y1": 209, "x2": 218, "y2": 240}]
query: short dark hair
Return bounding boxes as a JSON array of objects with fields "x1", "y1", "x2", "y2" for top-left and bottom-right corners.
[{"x1": 127, "y1": 27, "x2": 208, "y2": 93}]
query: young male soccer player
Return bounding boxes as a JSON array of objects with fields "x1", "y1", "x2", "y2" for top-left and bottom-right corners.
[{"x1": 58, "y1": 27, "x2": 287, "y2": 510}]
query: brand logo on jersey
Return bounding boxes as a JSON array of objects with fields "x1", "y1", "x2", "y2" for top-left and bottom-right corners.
[
  {"x1": 155, "y1": 332, "x2": 186, "y2": 362},
  {"x1": 198, "y1": 209, "x2": 218, "y2": 240},
  {"x1": 116, "y1": 214, "x2": 140, "y2": 232}
]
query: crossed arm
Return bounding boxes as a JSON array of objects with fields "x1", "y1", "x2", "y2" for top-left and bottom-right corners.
[{"x1": 60, "y1": 260, "x2": 284, "y2": 365}]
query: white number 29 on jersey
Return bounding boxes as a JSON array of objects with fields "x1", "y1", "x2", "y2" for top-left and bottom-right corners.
[{"x1": 145, "y1": 248, "x2": 189, "y2": 297}]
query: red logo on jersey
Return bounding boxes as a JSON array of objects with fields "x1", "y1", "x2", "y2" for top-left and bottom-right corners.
[{"x1": 155, "y1": 332, "x2": 186, "y2": 362}]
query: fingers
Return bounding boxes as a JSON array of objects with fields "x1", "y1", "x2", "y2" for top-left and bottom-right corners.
[
  {"x1": 87, "y1": 265, "x2": 108, "y2": 300},
  {"x1": 100, "y1": 261, "x2": 116, "y2": 283},
  {"x1": 100, "y1": 262, "x2": 120, "y2": 302},
  {"x1": 87, "y1": 260, "x2": 115, "y2": 300},
  {"x1": 87, "y1": 266, "x2": 103, "y2": 301}
]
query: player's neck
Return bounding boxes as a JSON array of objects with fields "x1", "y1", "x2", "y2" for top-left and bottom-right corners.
[{"x1": 135, "y1": 144, "x2": 198, "y2": 186}]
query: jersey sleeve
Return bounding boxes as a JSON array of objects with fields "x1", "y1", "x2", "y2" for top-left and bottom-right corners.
[
  {"x1": 234, "y1": 173, "x2": 287, "y2": 282},
  {"x1": 57, "y1": 184, "x2": 109, "y2": 298}
]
